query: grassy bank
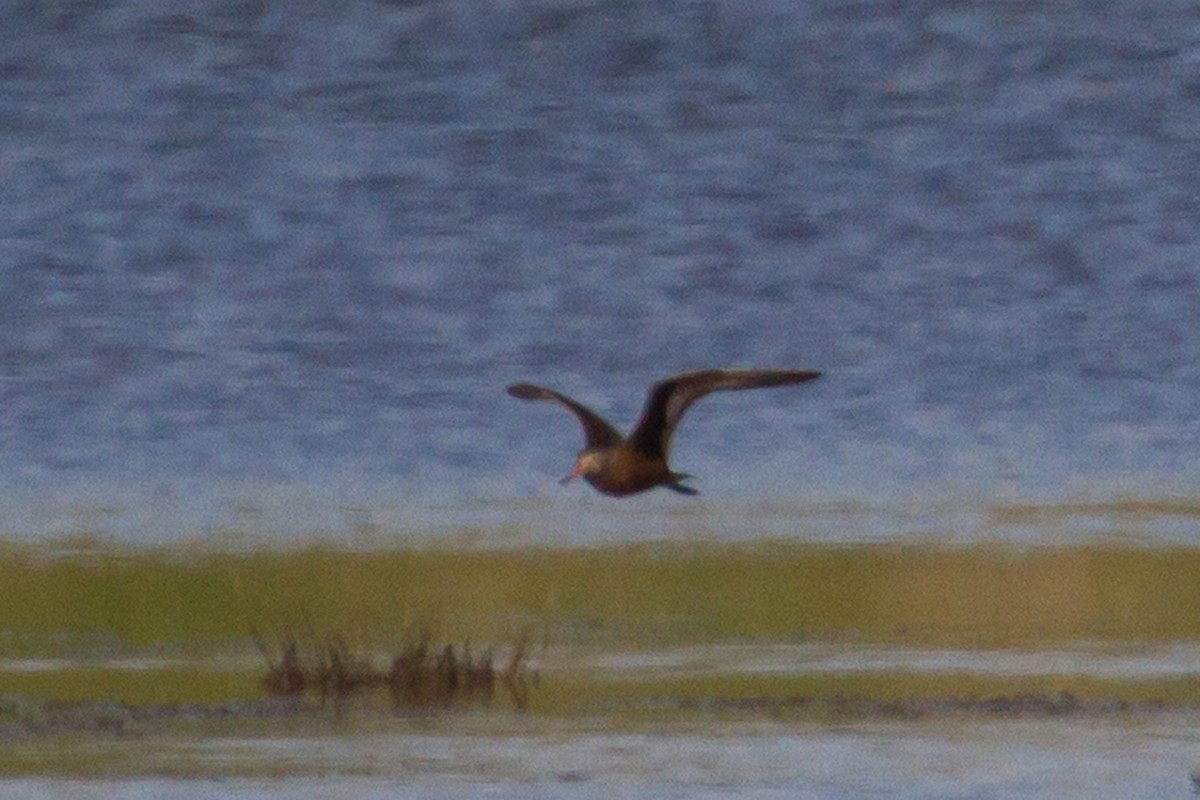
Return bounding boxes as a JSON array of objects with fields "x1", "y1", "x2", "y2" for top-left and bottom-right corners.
[{"x1": 0, "y1": 540, "x2": 1199, "y2": 709}]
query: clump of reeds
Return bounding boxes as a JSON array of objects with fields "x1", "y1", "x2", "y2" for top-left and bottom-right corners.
[{"x1": 256, "y1": 628, "x2": 535, "y2": 710}]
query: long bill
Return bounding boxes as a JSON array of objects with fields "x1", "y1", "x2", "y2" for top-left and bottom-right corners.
[{"x1": 560, "y1": 458, "x2": 586, "y2": 484}]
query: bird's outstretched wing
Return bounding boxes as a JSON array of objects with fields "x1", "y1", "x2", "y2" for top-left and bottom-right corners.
[
  {"x1": 628, "y1": 369, "x2": 821, "y2": 459},
  {"x1": 506, "y1": 383, "x2": 624, "y2": 449}
]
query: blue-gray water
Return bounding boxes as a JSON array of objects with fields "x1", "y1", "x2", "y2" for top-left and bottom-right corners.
[
  {"x1": 2, "y1": 0, "x2": 1199, "y2": 543},
  {"x1": 1, "y1": 715, "x2": 1197, "y2": 798}
]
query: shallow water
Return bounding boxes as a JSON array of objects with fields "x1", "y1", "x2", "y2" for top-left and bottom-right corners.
[
  {"x1": 1, "y1": 714, "x2": 1198, "y2": 798},
  {"x1": 1, "y1": 0, "x2": 1199, "y2": 545}
]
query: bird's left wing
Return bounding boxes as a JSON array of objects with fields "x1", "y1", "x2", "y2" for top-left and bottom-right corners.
[{"x1": 507, "y1": 383, "x2": 624, "y2": 449}]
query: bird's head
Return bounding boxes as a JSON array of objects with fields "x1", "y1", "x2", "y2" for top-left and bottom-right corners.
[{"x1": 560, "y1": 449, "x2": 606, "y2": 485}]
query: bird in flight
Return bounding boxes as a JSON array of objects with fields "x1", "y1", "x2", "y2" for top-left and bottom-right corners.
[{"x1": 506, "y1": 368, "x2": 821, "y2": 497}]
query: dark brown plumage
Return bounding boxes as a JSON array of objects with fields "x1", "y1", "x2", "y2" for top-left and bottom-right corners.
[{"x1": 506, "y1": 368, "x2": 821, "y2": 497}]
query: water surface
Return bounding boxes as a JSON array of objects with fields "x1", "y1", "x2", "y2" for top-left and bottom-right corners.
[{"x1": 1, "y1": 0, "x2": 1198, "y2": 545}]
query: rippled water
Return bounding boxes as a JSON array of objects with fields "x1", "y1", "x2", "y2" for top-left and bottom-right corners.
[
  {"x1": 1, "y1": 0, "x2": 1198, "y2": 544},
  {"x1": 2, "y1": 714, "x2": 1199, "y2": 799}
]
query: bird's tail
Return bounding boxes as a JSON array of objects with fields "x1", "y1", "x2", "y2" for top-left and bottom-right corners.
[{"x1": 666, "y1": 473, "x2": 698, "y2": 495}]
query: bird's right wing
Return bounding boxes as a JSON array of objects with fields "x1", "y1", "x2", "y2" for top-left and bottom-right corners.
[
  {"x1": 506, "y1": 383, "x2": 624, "y2": 449},
  {"x1": 629, "y1": 369, "x2": 822, "y2": 459}
]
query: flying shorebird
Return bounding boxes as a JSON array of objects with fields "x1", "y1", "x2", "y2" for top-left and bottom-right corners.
[{"x1": 506, "y1": 368, "x2": 821, "y2": 497}]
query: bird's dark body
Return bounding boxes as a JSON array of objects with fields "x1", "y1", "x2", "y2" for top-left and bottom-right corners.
[{"x1": 507, "y1": 368, "x2": 821, "y2": 497}]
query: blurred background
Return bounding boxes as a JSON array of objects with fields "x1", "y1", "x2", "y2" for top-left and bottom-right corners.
[{"x1": 1, "y1": 0, "x2": 1198, "y2": 544}]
